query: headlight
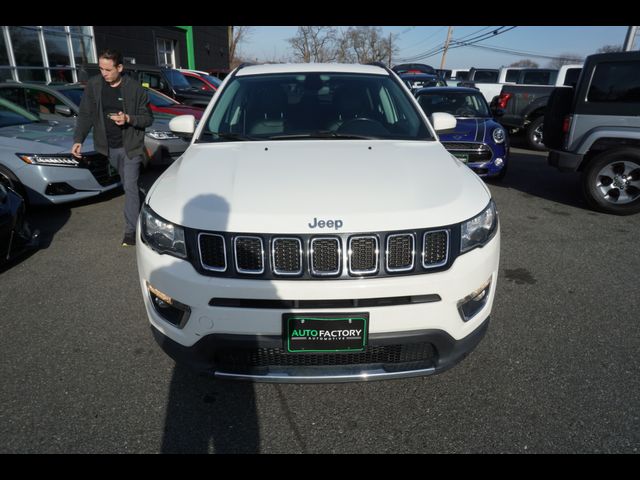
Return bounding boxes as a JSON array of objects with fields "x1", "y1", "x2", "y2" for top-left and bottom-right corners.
[
  {"x1": 146, "y1": 130, "x2": 180, "y2": 140},
  {"x1": 460, "y1": 200, "x2": 498, "y2": 253},
  {"x1": 140, "y1": 204, "x2": 187, "y2": 259},
  {"x1": 492, "y1": 127, "x2": 506, "y2": 144},
  {"x1": 16, "y1": 153, "x2": 79, "y2": 167}
]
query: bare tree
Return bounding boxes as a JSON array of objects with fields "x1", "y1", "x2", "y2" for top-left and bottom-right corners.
[
  {"x1": 509, "y1": 59, "x2": 539, "y2": 68},
  {"x1": 229, "y1": 26, "x2": 253, "y2": 69},
  {"x1": 547, "y1": 53, "x2": 584, "y2": 68},
  {"x1": 336, "y1": 26, "x2": 397, "y2": 65},
  {"x1": 596, "y1": 44, "x2": 623, "y2": 53},
  {"x1": 287, "y1": 26, "x2": 338, "y2": 63}
]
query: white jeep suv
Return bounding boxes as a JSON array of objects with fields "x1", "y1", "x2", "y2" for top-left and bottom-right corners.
[{"x1": 136, "y1": 63, "x2": 500, "y2": 382}]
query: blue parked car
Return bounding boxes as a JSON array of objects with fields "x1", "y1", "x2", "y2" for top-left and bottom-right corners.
[{"x1": 415, "y1": 87, "x2": 509, "y2": 179}]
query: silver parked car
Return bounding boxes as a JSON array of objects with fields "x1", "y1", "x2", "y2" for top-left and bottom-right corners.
[
  {"x1": 0, "y1": 82, "x2": 190, "y2": 168},
  {"x1": 0, "y1": 97, "x2": 120, "y2": 205}
]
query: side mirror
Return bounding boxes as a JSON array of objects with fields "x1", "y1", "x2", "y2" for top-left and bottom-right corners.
[
  {"x1": 55, "y1": 105, "x2": 73, "y2": 117},
  {"x1": 169, "y1": 114, "x2": 196, "y2": 139},
  {"x1": 430, "y1": 112, "x2": 457, "y2": 132}
]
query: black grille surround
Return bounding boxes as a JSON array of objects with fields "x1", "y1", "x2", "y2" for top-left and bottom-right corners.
[
  {"x1": 184, "y1": 224, "x2": 462, "y2": 280},
  {"x1": 79, "y1": 153, "x2": 120, "y2": 186}
]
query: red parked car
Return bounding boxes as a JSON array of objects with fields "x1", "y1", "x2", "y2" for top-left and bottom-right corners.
[
  {"x1": 146, "y1": 87, "x2": 205, "y2": 119},
  {"x1": 177, "y1": 69, "x2": 223, "y2": 93}
]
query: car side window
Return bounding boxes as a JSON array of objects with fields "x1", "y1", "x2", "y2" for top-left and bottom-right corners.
[
  {"x1": 587, "y1": 61, "x2": 640, "y2": 102},
  {"x1": 25, "y1": 88, "x2": 64, "y2": 116},
  {"x1": 0, "y1": 87, "x2": 27, "y2": 110}
]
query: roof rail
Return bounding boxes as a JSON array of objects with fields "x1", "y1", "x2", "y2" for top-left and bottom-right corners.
[{"x1": 367, "y1": 61, "x2": 388, "y2": 69}]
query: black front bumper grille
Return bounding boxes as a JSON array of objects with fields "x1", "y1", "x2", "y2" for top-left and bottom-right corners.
[
  {"x1": 215, "y1": 342, "x2": 437, "y2": 373},
  {"x1": 81, "y1": 154, "x2": 120, "y2": 186}
]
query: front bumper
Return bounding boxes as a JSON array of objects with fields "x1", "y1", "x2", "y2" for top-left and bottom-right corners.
[
  {"x1": 150, "y1": 318, "x2": 490, "y2": 383},
  {"x1": 137, "y1": 225, "x2": 500, "y2": 382}
]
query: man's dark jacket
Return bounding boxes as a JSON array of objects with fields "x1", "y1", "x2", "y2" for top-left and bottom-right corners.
[{"x1": 74, "y1": 74, "x2": 153, "y2": 158}]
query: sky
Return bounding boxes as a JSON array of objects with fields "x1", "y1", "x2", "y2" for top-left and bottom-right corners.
[{"x1": 238, "y1": 26, "x2": 631, "y2": 69}]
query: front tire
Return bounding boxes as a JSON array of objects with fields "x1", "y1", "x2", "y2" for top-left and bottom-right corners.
[{"x1": 582, "y1": 148, "x2": 640, "y2": 215}]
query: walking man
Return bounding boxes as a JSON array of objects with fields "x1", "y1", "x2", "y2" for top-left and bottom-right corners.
[{"x1": 72, "y1": 49, "x2": 153, "y2": 246}]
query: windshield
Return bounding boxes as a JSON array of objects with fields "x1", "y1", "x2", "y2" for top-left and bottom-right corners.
[
  {"x1": 0, "y1": 98, "x2": 39, "y2": 127},
  {"x1": 58, "y1": 88, "x2": 84, "y2": 106},
  {"x1": 146, "y1": 88, "x2": 178, "y2": 107},
  {"x1": 201, "y1": 74, "x2": 222, "y2": 87},
  {"x1": 165, "y1": 69, "x2": 192, "y2": 89},
  {"x1": 417, "y1": 91, "x2": 491, "y2": 118},
  {"x1": 199, "y1": 72, "x2": 434, "y2": 142}
]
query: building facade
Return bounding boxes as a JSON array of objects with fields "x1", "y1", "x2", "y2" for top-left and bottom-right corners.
[{"x1": 1, "y1": 25, "x2": 229, "y2": 84}]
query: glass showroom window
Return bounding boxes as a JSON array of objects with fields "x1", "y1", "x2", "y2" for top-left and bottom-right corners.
[{"x1": 44, "y1": 29, "x2": 74, "y2": 83}]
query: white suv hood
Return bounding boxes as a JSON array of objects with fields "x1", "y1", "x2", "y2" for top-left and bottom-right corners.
[{"x1": 148, "y1": 140, "x2": 491, "y2": 233}]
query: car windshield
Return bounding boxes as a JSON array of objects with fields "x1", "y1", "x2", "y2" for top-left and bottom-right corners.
[
  {"x1": 417, "y1": 91, "x2": 491, "y2": 118},
  {"x1": 57, "y1": 88, "x2": 84, "y2": 106},
  {"x1": 199, "y1": 72, "x2": 434, "y2": 142},
  {"x1": 201, "y1": 74, "x2": 222, "y2": 87},
  {"x1": 147, "y1": 88, "x2": 179, "y2": 107},
  {"x1": 165, "y1": 69, "x2": 192, "y2": 88},
  {"x1": 0, "y1": 98, "x2": 39, "y2": 127}
]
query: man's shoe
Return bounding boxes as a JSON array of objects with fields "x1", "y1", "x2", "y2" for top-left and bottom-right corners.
[{"x1": 122, "y1": 232, "x2": 136, "y2": 246}]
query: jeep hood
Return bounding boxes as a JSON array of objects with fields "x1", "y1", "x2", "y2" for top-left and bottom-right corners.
[{"x1": 148, "y1": 140, "x2": 491, "y2": 233}]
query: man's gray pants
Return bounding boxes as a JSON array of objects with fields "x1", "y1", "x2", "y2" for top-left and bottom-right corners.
[{"x1": 108, "y1": 148, "x2": 142, "y2": 235}]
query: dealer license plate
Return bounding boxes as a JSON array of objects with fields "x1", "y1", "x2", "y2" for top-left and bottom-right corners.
[{"x1": 283, "y1": 313, "x2": 369, "y2": 353}]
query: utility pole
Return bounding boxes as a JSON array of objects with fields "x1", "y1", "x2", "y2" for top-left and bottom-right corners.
[
  {"x1": 624, "y1": 26, "x2": 638, "y2": 51},
  {"x1": 440, "y1": 26, "x2": 454, "y2": 70}
]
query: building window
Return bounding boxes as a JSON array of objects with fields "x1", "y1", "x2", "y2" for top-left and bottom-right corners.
[
  {"x1": 157, "y1": 38, "x2": 176, "y2": 68},
  {"x1": 1, "y1": 26, "x2": 96, "y2": 84}
]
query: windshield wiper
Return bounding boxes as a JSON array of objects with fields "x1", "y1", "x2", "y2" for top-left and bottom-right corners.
[
  {"x1": 268, "y1": 131, "x2": 377, "y2": 140},
  {"x1": 204, "y1": 132, "x2": 259, "y2": 142}
]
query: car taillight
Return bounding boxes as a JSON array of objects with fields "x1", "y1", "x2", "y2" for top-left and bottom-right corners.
[
  {"x1": 562, "y1": 115, "x2": 572, "y2": 134},
  {"x1": 497, "y1": 93, "x2": 512, "y2": 109}
]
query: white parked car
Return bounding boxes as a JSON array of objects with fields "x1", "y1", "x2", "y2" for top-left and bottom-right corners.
[{"x1": 136, "y1": 63, "x2": 500, "y2": 382}]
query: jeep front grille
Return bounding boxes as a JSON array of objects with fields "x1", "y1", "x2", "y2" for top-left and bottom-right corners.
[{"x1": 191, "y1": 228, "x2": 453, "y2": 279}]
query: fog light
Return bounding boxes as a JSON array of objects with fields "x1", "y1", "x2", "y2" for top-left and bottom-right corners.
[
  {"x1": 494, "y1": 158, "x2": 504, "y2": 167},
  {"x1": 147, "y1": 282, "x2": 191, "y2": 328},
  {"x1": 45, "y1": 182, "x2": 77, "y2": 195},
  {"x1": 458, "y1": 278, "x2": 492, "y2": 322}
]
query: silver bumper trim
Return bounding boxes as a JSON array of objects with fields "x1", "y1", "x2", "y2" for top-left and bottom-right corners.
[{"x1": 213, "y1": 366, "x2": 437, "y2": 383}]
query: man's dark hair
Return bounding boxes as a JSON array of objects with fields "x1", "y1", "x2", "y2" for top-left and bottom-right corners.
[{"x1": 99, "y1": 49, "x2": 123, "y2": 66}]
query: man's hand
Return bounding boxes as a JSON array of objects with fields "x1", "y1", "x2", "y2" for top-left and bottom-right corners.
[
  {"x1": 111, "y1": 111, "x2": 129, "y2": 126},
  {"x1": 71, "y1": 143, "x2": 82, "y2": 158}
]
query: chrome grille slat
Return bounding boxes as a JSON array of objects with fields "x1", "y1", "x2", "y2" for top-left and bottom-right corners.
[
  {"x1": 348, "y1": 236, "x2": 379, "y2": 275},
  {"x1": 386, "y1": 233, "x2": 415, "y2": 272},
  {"x1": 198, "y1": 233, "x2": 227, "y2": 272},
  {"x1": 423, "y1": 230, "x2": 449, "y2": 268},
  {"x1": 310, "y1": 237, "x2": 341, "y2": 276},
  {"x1": 272, "y1": 237, "x2": 303, "y2": 276},
  {"x1": 234, "y1": 236, "x2": 265, "y2": 274}
]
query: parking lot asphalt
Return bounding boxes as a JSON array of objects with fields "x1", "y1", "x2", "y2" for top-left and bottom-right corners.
[{"x1": 0, "y1": 146, "x2": 638, "y2": 454}]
